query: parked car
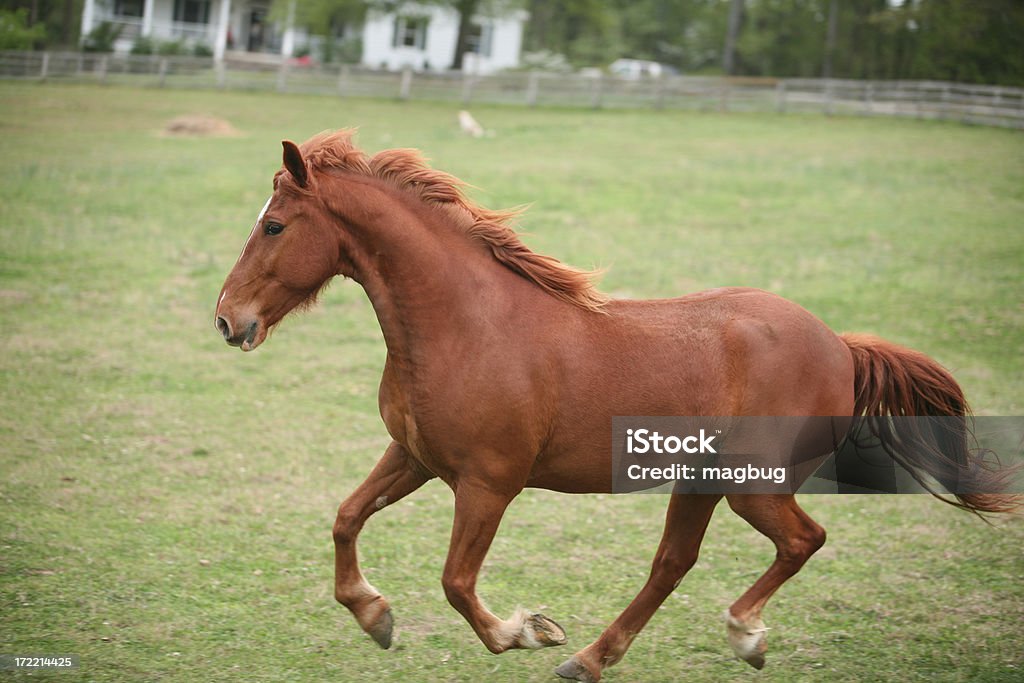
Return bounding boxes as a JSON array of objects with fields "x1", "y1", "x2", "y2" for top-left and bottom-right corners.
[{"x1": 609, "y1": 58, "x2": 677, "y2": 79}]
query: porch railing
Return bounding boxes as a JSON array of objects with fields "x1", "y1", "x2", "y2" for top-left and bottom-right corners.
[{"x1": 92, "y1": 10, "x2": 216, "y2": 47}]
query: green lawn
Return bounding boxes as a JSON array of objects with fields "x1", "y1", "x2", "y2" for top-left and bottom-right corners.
[{"x1": 0, "y1": 82, "x2": 1022, "y2": 682}]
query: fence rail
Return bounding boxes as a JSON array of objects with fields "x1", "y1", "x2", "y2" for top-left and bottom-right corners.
[{"x1": 3, "y1": 51, "x2": 1022, "y2": 129}]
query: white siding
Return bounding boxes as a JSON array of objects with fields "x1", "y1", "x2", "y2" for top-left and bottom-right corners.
[
  {"x1": 362, "y1": 6, "x2": 526, "y2": 74},
  {"x1": 484, "y1": 13, "x2": 524, "y2": 72}
]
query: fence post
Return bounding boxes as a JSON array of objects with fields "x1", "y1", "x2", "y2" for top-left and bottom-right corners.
[
  {"x1": 654, "y1": 75, "x2": 666, "y2": 110},
  {"x1": 862, "y1": 82, "x2": 874, "y2": 116},
  {"x1": 526, "y1": 71, "x2": 539, "y2": 107},
  {"x1": 589, "y1": 74, "x2": 603, "y2": 109},
  {"x1": 277, "y1": 60, "x2": 289, "y2": 93},
  {"x1": 775, "y1": 80, "x2": 786, "y2": 113},
  {"x1": 398, "y1": 67, "x2": 412, "y2": 100},
  {"x1": 158, "y1": 58, "x2": 168, "y2": 88},
  {"x1": 461, "y1": 71, "x2": 473, "y2": 106},
  {"x1": 337, "y1": 63, "x2": 349, "y2": 96},
  {"x1": 940, "y1": 83, "x2": 950, "y2": 120},
  {"x1": 96, "y1": 55, "x2": 108, "y2": 84},
  {"x1": 718, "y1": 78, "x2": 730, "y2": 112},
  {"x1": 823, "y1": 79, "x2": 834, "y2": 116},
  {"x1": 39, "y1": 51, "x2": 50, "y2": 80},
  {"x1": 215, "y1": 60, "x2": 226, "y2": 89}
]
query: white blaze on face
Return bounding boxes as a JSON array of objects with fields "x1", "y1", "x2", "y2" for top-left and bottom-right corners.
[
  {"x1": 236, "y1": 196, "x2": 272, "y2": 265},
  {"x1": 221, "y1": 196, "x2": 272, "y2": 307}
]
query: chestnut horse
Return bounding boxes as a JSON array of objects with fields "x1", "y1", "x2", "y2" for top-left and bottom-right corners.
[{"x1": 214, "y1": 131, "x2": 1017, "y2": 681}]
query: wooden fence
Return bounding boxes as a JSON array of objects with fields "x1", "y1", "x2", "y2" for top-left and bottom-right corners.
[{"x1": 2, "y1": 51, "x2": 1022, "y2": 129}]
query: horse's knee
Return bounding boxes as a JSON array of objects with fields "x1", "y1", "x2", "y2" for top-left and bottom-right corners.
[
  {"x1": 673, "y1": 547, "x2": 700, "y2": 575},
  {"x1": 332, "y1": 505, "x2": 360, "y2": 547},
  {"x1": 650, "y1": 548, "x2": 699, "y2": 593}
]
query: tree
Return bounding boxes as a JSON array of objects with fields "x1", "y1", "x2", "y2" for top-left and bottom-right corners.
[
  {"x1": 444, "y1": 0, "x2": 473, "y2": 70},
  {"x1": 0, "y1": 0, "x2": 83, "y2": 47},
  {"x1": 613, "y1": 0, "x2": 702, "y2": 69},
  {"x1": 906, "y1": 0, "x2": 1024, "y2": 85},
  {"x1": 272, "y1": 0, "x2": 367, "y2": 37},
  {"x1": 523, "y1": 0, "x2": 620, "y2": 67},
  {"x1": 722, "y1": 0, "x2": 743, "y2": 74},
  {"x1": 0, "y1": 7, "x2": 45, "y2": 49},
  {"x1": 823, "y1": 0, "x2": 838, "y2": 78},
  {"x1": 446, "y1": 0, "x2": 529, "y2": 70},
  {"x1": 260, "y1": 0, "x2": 1024, "y2": 83}
]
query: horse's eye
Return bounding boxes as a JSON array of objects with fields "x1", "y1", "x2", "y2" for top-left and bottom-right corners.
[{"x1": 265, "y1": 223, "x2": 285, "y2": 236}]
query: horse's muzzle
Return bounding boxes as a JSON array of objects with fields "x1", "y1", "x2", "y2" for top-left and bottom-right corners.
[{"x1": 216, "y1": 316, "x2": 259, "y2": 351}]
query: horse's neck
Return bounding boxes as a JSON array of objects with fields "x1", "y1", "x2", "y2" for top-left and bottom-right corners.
[{"x1": 335, "y1": 184, "x2": 519, "y2": 363}]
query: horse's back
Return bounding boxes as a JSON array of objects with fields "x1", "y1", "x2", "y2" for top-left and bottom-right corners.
[{"x1": 558, "y1": 287, "x2": 854, "y2": 418}]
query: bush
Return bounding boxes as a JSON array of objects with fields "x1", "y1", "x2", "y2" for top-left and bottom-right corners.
[
  {"x1": 156, "y1": 40, "x2": 184, "y2": 56},
  {"x1": 325, "y1": 36, "x2": 362, "y2": 65},
  {"x1": 82, "y1": 21, "x2": 122, "y2": 53},
  {"x1": 131, "y1": 36, "x2": 155, "y2": 55},
  {"x1": 192, "y1": 43, "x2": 213, "y2": 58},
  {"x1": 518, "y1": 50, "x2": 573, "y2": 73},
  {"x1": 0, "y1": 8, "x2": 46, "y2": 50}
]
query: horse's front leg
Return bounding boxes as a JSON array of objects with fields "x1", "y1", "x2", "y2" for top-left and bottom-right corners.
[
  {"x1": 556, "y1": 493, "x2": 722, "y2": 682},
  {"x1": 333, "y1": 441, "x2": 432, "y2": 648},
  {"x1": 442, "y1": 480, "x2": 568, "y2": 653}
]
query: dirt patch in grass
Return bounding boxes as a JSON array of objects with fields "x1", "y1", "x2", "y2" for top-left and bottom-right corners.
[
  {"x1": 0, "y1": 289, "x2": 30, "y2": 302},
  {"x1": 162, "y1": 115, "x2": 239, "y2": 137}
]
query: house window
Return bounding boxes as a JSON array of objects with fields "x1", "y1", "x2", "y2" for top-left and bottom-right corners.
[
  {"x1": 114, "y1": 0, "x2": 144, "y2": 17},
  {"x1": 393, "y1": 16, "x2": 428, "y2": 50},
  {"x1": 174, "y1": 0, "x2": 211, "y2": 24},
  {"x1": 465, "y1": 22, "x2": 492, "y2": 58}
]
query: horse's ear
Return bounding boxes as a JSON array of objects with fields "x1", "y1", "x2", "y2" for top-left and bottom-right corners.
[{"x1": 282, "y1": 140, "x2": 308, "y2": 188}]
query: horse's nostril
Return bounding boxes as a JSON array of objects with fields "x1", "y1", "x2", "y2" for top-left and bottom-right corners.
[{"x1": 215, "y1": 316, "x2": 231, "y2": 341}]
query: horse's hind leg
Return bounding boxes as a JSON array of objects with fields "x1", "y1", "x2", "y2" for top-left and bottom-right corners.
[
  {"x1": 333, "y1": 441, "x2": 432, "y2": 648},
  {"x1": 724, "y1": 493, "x2": 826, "y2": 669},
  {"x1": 556, "y1": 494, "x2": 722, "y2": 683}
]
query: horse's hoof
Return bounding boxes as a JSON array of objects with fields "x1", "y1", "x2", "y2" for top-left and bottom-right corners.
[
  {"x1": 555, "y1": 655, "x2": 599, "y2": 682},
  {"x1": 745, "y1": 652, "x2": 766, "y2": 670},
  {"x1": 367, "y1": 607, "x2": 393, "y2": 649},
  {"x1": 525, "y1": 613, "x2": 567, "y2": 648},
  {"x1": 725, "y1": 610, "x2": 768, "y2": 669}
]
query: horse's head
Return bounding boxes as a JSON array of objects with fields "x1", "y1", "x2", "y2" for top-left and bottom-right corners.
[{"x1": 214, "y1": 141, "x2": 340, "y2": 351}]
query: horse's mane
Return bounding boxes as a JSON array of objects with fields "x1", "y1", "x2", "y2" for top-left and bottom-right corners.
[{"x1": 278, "y1": 130, "x2": 608, "y2": 313}]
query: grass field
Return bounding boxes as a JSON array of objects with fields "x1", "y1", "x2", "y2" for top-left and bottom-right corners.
[{"x1": 1, "y1": 82, "x2": 1022, "y2": 682}]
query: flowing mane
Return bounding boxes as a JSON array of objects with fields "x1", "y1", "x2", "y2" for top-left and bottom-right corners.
[{"x1": 277, "y1": 130, "x2": 608, "y2": 312}]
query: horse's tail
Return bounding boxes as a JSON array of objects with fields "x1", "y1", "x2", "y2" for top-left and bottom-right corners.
[{"x1": 840, "y1": 333, "x2": 1020, "y2": 516}]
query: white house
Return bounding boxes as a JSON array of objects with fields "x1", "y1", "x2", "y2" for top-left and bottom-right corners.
[
  {"x1": 361, "y1": 4, "x2": 528, "y2": 74},
  {"x1": 79, "y1": 0, "x2": 304, "y2": 60},
  {"x1": 79, "y1": 0, "x2": 527, "y2": 73}
]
